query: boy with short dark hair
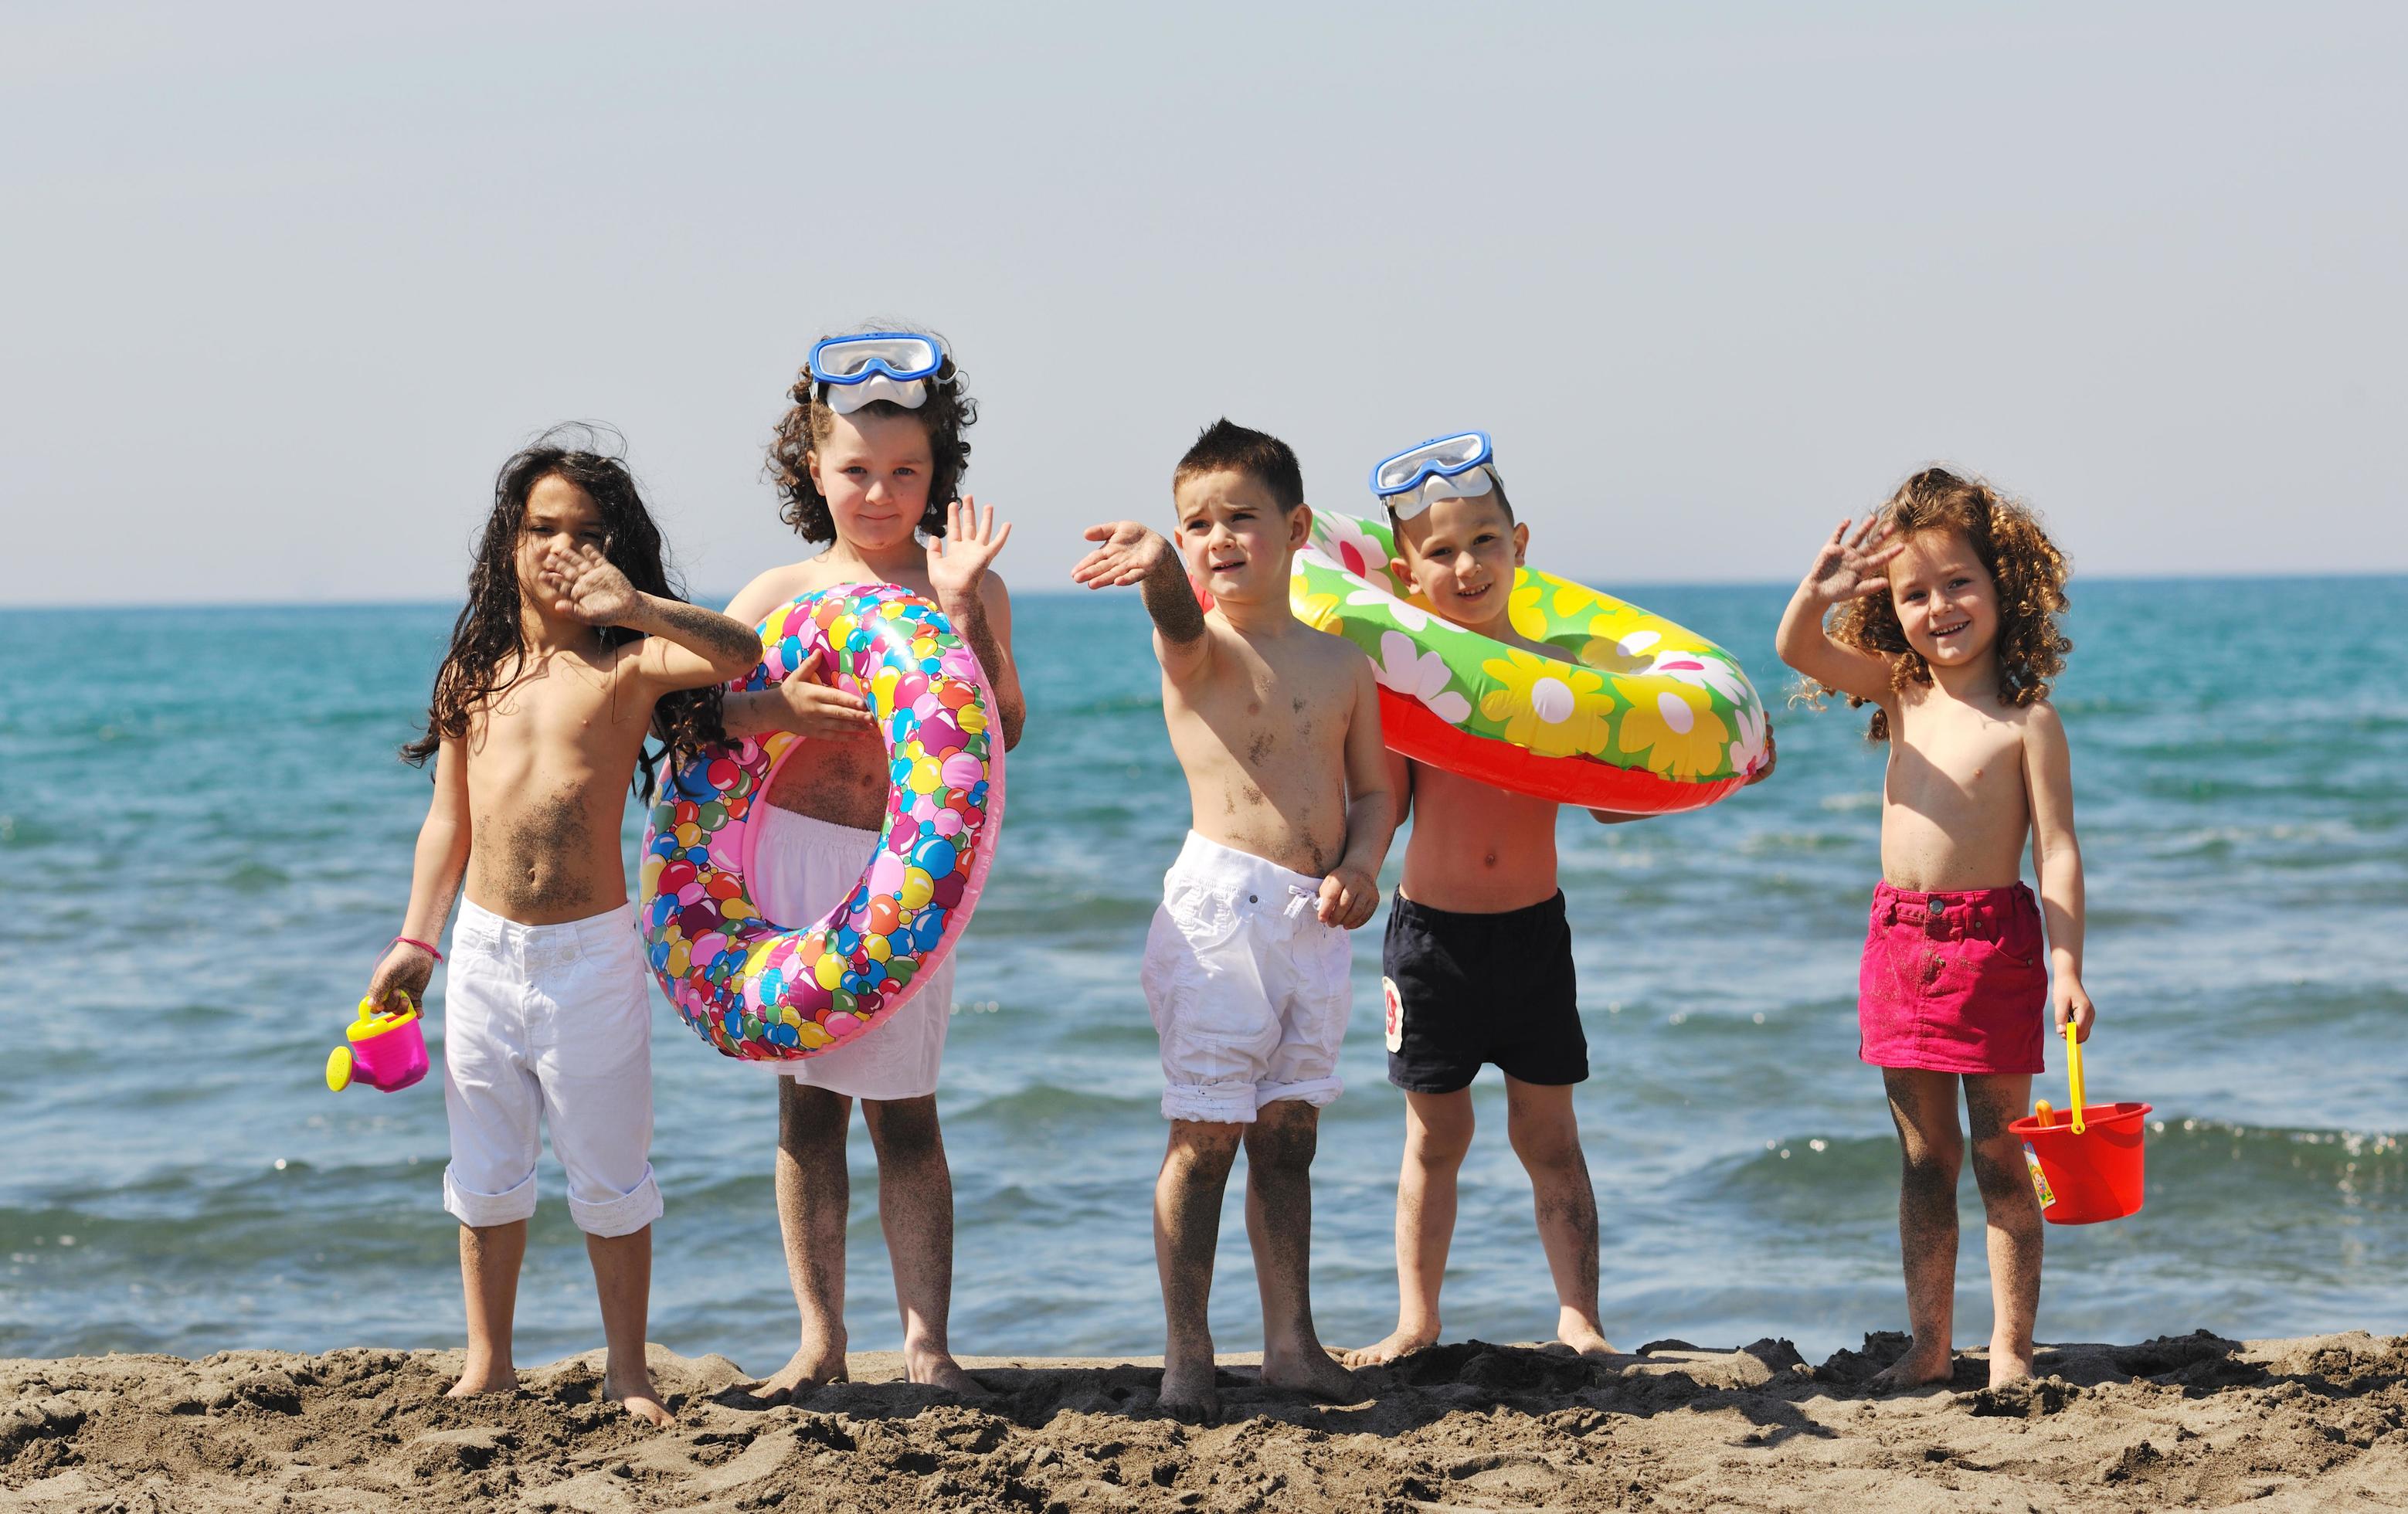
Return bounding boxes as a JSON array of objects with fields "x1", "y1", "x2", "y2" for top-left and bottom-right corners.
[{"x1": 1072, "y1": 419, "x2": 1395, "y2": 1417}]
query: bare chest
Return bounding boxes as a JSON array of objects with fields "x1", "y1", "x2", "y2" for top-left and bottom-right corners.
[
  {"x1": 1885, "y1": 704, "x2": 2027, "y2": 825},
  {"x1": 1173, "y1": 650, "x2": 1349, "y2": 776},
  {"x1": 466, "y1": 667, "x2": 646, "y2": 802}
]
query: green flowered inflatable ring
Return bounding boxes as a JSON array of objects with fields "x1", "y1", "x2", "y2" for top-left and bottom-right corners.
[{"x1": 1292, "y1": 511, "x2": 1770, "y2": 813}]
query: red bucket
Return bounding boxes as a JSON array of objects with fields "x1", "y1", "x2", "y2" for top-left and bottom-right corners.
[{"x1": 2009, "y1": 1102, "x2": 2152, "y2": 1224}]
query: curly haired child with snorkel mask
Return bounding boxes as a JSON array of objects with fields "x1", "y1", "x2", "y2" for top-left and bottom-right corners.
[
  {"x1": 717, "y1": 328, "x2": 1025, "y2": 1399},
  {"x1": 1775, "y1": 466, "x2": 2087, "y2": 1390}
]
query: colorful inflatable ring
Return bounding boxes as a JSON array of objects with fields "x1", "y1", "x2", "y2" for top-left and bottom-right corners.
[
  {"x1": 1292, "y1": 511, "x2": 1769, "y2": 813},
  {"x1": 638, "y1": 584, "x2": 1004, "y2": 1061}
]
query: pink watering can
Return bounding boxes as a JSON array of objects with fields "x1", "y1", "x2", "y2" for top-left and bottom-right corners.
[{"x1": 325, "y1": 993, "x2": 430, "y2": 1093}]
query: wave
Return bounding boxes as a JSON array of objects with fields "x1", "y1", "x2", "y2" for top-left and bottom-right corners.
[
  {"x1": 949, "y1": 1085, "x2": 1157, "y2": 1126},
  {"x1": 1712, "y1": 1119, "x2": 2406, "y2": 1214}
]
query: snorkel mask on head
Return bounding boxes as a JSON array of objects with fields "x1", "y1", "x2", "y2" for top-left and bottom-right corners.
[
  {"x1": 1370, "y1": 431, "x2": 1501, "y2": 518},
  {"x1": 810, "y1": 332, "x2": 946, "y2": 416}
]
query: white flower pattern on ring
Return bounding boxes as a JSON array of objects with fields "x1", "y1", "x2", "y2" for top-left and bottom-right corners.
[
  {"x1": 1347, "y1": 589, "x2": 1473, "y2": 636},
  {"x1": 1635, "y1": 643, "x2": 1754, "y2": 708},
  {"x1": 1317, "y1": 514, "x2": 1400, "y2": 596},
  {"x1": 1374, "y1": 630, "x2": 1472, "y2": 726},
  {"x1": 1727, "y1": 701, "x2": 1769, "y2": 775}
]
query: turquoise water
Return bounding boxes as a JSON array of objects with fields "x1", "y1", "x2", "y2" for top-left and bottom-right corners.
[{"x1": 2, "y1": 579, "x2": 2402, "y2": 1368}]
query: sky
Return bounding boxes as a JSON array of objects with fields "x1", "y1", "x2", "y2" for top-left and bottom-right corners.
[{"x1": 3, "y1": 2, "x2": 2402, "y2": 606}]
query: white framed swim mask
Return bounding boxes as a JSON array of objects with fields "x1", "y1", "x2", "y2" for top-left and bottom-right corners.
[
  {"x1": 1370, "y1": 431, "x2": 1499, "y2": 518},
  {"x1": 810, "y1": 332, "x2": 945, "y2": 416}
]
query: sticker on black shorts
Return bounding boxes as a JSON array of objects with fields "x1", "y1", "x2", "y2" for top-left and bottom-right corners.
[{"x1": 1382, "y1": 976, "x2": 1404, "y2": 1054}]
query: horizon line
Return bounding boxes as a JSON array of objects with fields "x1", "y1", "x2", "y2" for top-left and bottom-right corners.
[{"x1": 5, "y1": 568, "x2": 2405, "y2": 615}]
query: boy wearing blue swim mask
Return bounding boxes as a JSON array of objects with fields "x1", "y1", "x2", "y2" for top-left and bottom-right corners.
[{"x1": 1344, "y1": 435, "x2": 1673, "y2": 1368}]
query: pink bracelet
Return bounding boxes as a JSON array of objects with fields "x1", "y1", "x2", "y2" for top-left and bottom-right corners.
[{"x1": 389, "y1": 935, "x2": 443, "y2": 962}]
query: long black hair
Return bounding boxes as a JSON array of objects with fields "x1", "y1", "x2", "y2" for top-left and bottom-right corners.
[{"x1": 402, "y1": 426, "x2": 725, "y2": 797}]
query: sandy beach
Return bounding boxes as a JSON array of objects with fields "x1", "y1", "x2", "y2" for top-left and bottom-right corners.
[{"x1": 5, "y1": 1329, "x2": 2403, "y2": 1512}]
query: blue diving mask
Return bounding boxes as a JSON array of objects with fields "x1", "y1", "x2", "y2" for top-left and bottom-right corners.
[
  {"x1": 810, "y1": 332, "x2": 945, "y2": 416},
  {"x1": 1369, "y1": 431, "x2": 1499, "y2": 518}
]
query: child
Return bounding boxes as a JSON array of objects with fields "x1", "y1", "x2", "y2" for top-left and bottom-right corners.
[
  {"x1": 1342, "y1": 442, "x2": 1652, "y2": 1368},
  {"x1": 364, "y1": 434, "x2": 765, "y2": 1425},
  {"x1": 718, "y1": 330, "x2": 1024, "y2": 1398},
  {"x1": 1773, "y1": 466, "x2": 2089, "y2": 1390},
  {"x1": 1072, "y1": 419, "x2": 1394, "y2": 1417}
]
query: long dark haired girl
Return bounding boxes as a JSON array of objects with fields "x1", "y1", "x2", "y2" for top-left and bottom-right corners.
[{"x1": 402, "y1": 426, "x2": 728, "y2": 797}]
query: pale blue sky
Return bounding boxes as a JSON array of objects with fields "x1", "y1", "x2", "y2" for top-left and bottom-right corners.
[{"x1": 4, "y1": 2, "x2": 2401, "y2": 606}]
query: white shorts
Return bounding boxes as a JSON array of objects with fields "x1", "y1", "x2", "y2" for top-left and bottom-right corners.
[
  {"x1": 1140, "y1": 831, "x2": 1351, "y2": 1124},
  {"x1": 749, "y1": 807, "x2": 954, "y2": 1102},
  {"x1": 440, "y1": 900, "x2": 661, "y2": 1237}
]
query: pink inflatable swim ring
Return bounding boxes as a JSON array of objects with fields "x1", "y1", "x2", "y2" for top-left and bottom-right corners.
[{"x1": 638, "y1": 584, "x2": 1005, "y2": 1061}]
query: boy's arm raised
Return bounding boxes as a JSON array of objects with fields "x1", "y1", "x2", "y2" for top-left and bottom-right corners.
[
  {"x1": 1319, "y1": 656, "x2": 1398, "y2": 928},
  {"x1": 628, "y1": 596, "x2": 767, "y2": 691},
  {"x1": 1072, "y1": 521, "x2": 1211, "y2": 682},
  {"x1": 366, "y1": 735, "x2": 471, "y2": 1011},
  {"x1": 2024, "y1": 703, "x2": 2094, "y2": 1042},
  {"x1": 1774, "y1": 514, "x2": 1900, "y2": 703},
  {"x1": 535, "y1": 542, "x2": 762, "y2": 693}
]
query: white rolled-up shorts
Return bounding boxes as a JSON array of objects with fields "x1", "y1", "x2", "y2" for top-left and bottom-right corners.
[
  {"x1": 440, "y1": 899, "x2": 661, "y2": 1237},
  {"x1": 748, "y1": 807, "x2": 955, "y2": 1102},
  {"x1": 1140, "y1": 831, "x2": 1351, "y2": 1124}
]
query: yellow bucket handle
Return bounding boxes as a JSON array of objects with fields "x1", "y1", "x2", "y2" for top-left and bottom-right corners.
[{"x1": 2063, "y1": 1020, "x2": 2086, "y2": 1135}]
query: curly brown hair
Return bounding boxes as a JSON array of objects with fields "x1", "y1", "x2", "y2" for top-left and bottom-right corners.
[
  {"x1": 765, "y1": 324, "x2": 976, "y2": 543},
  {"x1": 401, "y1": 428, "x2": 724, "y2": 798},
  {"x1": 1822, "y1": 467, "x2": 2073, "y2": 741}
]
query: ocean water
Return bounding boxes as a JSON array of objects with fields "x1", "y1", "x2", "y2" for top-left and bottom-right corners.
[{"x1": 2, "y1": 578, "x2": 2402, "y2": 1370}]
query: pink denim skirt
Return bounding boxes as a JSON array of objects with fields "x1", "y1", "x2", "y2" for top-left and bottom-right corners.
[{"x1": 1858, "y1": 881, "x2": 2048, "y2": 1076}]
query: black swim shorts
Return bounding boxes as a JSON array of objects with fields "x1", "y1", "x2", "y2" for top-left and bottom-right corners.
[{"x1": 1381, "y1": 891, "x2": 1588, "y2": 1094}]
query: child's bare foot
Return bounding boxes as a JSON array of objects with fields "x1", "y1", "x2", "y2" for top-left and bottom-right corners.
[
  {"x1": 608, "y1": 1373, "x2": 675, "y2": 1427},
  {"x1": 904, "y1": 1343, "x2": 984, "y2": 1396},
  {"x1": 1987, "y1": 1339, "x2": 2036, "y2": 1388},
  {"x1": 1262, "y1": 1345, "x2": 1364, "y2": 1402},
  {"x1": 1157, "y1": 1353, "x2": 1220, "y2": 1420},
  {"x1": 1555, "y1": 1317, "x2": 1618, "y2": 1358},
  {"x1": 1342, "y1": 1325, "x2": 1439, "y2": 1368},
  {"x1": 745, "y1": 1338, "x2": 848, "y2": 1402},
  {"x1": 446, "y1": 1362, "x2": 518, "y2": 1397},
  {"x1": 1867, "y1": 1340, "x2": 1955, "y2": 1390}
]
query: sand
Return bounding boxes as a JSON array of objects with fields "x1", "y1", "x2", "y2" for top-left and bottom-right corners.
[{"x1": 5, "y1": 1330, "x2": 2405, "y2": 1512}]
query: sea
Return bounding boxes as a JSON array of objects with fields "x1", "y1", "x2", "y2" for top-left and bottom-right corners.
[{"x1": 2, "y1": 578, "x2": 2402, "y2": 1370}]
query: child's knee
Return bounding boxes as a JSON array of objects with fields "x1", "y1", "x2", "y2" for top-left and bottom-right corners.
[
  {"x1": 1405, "y1": 1094, "x2": 1475, "y2": 1165},
  {"x1": 862, "y1": 1096, "x2": 945, "y2": 1162},
  {"x1": 1899, "y1": 1135, "x2": 1963, "y2": 1186},
  {"x1": 1165, "y1": 1120, "x2": 1244, "y2": 1173},
  {"x1": 1968, "y1": 1138, "x2": 2039, "y2": 1213},
  {"x1": 778, "y1": 1081, "x2": 851, "y2": 1148},
  {"x1": 1244, "y1": 1104, "x2": 1319, "y2": 1169},
  {"x1": 1506, "y1": 1109, "x2": 1584, "y2": 1174},
  {"x1": 1893, "y1": 1111, "x2": 1965, "y2": 1169}
]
